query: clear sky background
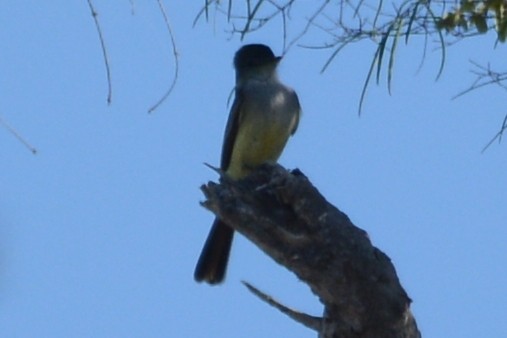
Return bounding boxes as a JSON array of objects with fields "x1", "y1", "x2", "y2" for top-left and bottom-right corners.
[{"x1": 1, "y1": 2, "x2": 506, "y2": 337}]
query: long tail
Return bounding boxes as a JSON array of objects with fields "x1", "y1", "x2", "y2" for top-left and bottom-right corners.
[{"x1": 194, "y1": 219, "x2": 234, "y2": 284}]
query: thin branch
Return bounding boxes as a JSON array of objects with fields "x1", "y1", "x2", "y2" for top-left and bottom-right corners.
[
  {"x1": 281, "y1": 3, "x2": 288, "y2": 50},
  {"x1": 319, "y1": 33, "x2": 359, "y2": 73},
  {"x1": 86, "y1": 0, "x2": 112, "y2": 105},
  {"x1": 265, "y1": 0, "x2": 297, "y2": 51},
  {"x1": 193, "y1": 0, "x2": 224, "y2": 27},
  {"x1": 0, "y1": 115, "x2": 37, "y2": 154},
  {"x1": 481, "y1": 114, "x2": 507, "y2": 153},
  {"x1": 242, "y1": 281, "x2": 322, "y2": 332},
  {"x1": 147, "y1": 0, "x2": 179, "y2": 113},
  {"x1": 288, "y1": 0, "x2": 331, "y2": 53},
  {"x1": 227, "y1": 0, "x2": 233, "y2": 22},
  {"x1": 239, "y1": 0, "x2": 265, "y2": 40},
  {"x1": 453, "y1": 61, "x2": 507, "y2": 100},
  {"x1": 372, "y1": 0, "x2": 383, "y2": 29}
]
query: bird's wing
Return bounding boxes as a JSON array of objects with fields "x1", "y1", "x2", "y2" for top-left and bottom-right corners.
[
  {"x1": 290, "y1": 90, "x2": 301, "y2": 135},
  {"x1": 220, "y1": 88, "x2": 244, "y2": 171}
]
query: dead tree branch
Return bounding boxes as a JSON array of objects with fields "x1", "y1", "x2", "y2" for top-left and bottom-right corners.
[{"x1": 201, "y1": 164, "x2": 420, "y2": 338}]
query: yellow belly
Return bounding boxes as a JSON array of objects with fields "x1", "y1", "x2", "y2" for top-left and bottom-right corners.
[{"x1": 226, "y1": 120, "x2": 290, "y2": 179}]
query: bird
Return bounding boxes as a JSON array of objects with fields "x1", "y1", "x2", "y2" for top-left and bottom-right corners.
[{"x1": 194, "y1": 44, "x2": 301, "y2": 284}]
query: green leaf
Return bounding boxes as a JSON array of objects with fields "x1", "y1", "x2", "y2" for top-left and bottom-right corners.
[
  {"x1": 472, "y1": 13, "x2": 488, "y2": 33},
  {"x1": 406, "y1": 2, "x2": 420, "y2": 44},
  {"x1": 358, "y1": 47, "x2": 381, "y2": 116},
  {"x1": 437, "y1": 12, "x2": 457, "y2": 31},
  {"x1": 424, "y1": 3, "x2": 446, "y2": 80},
  {"x1": 497, "y1": 18, "x2": 507, "y2": 42},
  {"x1": 460, "y1": 0, "x2": 476, "y2": 13},
  {"x1": 376, "y1": 24, "x2": 394, "y2": 85},
  {"x1": 388, "y1": 17, "x2": 403, "y2": 95}
]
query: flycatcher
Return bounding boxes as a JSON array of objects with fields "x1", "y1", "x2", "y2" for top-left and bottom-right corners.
[{"x1": 194, "y1": 44, "x2": 301, "y2": 284}]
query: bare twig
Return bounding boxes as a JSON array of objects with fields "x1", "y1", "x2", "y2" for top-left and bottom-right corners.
[
  {"x1": 481, "y1": 114, "x2": 507, "y2": 153},
  {"x1": 242, "y1": 281, "x2": 322, "y2": 331},
  {"x1": 238, "y1": 0, "x2": 265, "y2": 40},
  {"x1": 148, "y1": 0, "x2": 179, "y2": 113},
  {"x1": 0, "y1": 115, "x2": 37, "y2": 154},
  {"x1": 288, "y1": 0, "x2": 330, "y2": 53},
  {"x1": 453, "y1": 61, "x2": 507, "y2": 100},
  {"x1": 193, "y1": 0, "x2": 210, "y2": 27},
  {"x1": 86, "y1": 0, "x2": 112, "y2": 105}
]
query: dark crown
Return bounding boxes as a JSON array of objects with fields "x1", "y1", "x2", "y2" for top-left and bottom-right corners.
[{"x1": 234, "y1": 44, "x2": 279, "y2": 70}]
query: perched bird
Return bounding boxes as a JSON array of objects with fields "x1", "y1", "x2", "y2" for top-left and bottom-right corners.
[{"x1": 194, "y1": 44, "x2": 301, "y2": 284}]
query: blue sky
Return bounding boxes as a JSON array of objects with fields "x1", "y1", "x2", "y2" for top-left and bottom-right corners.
[{"x1": 1, "y1": 2, "x2": 506, "y2": 337}]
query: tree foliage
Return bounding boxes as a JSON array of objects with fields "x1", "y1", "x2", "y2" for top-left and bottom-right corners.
[
  {"x1": 196, "y1": 0, "x2": 507, "y2": 147},
  {"x1": 437, "y1": 0, "x2": 507, "y2": 41}
]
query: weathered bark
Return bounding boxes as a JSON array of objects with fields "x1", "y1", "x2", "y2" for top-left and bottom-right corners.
[{"x1": 201, "y1": 164, "x2": 421, "y2": 338}]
